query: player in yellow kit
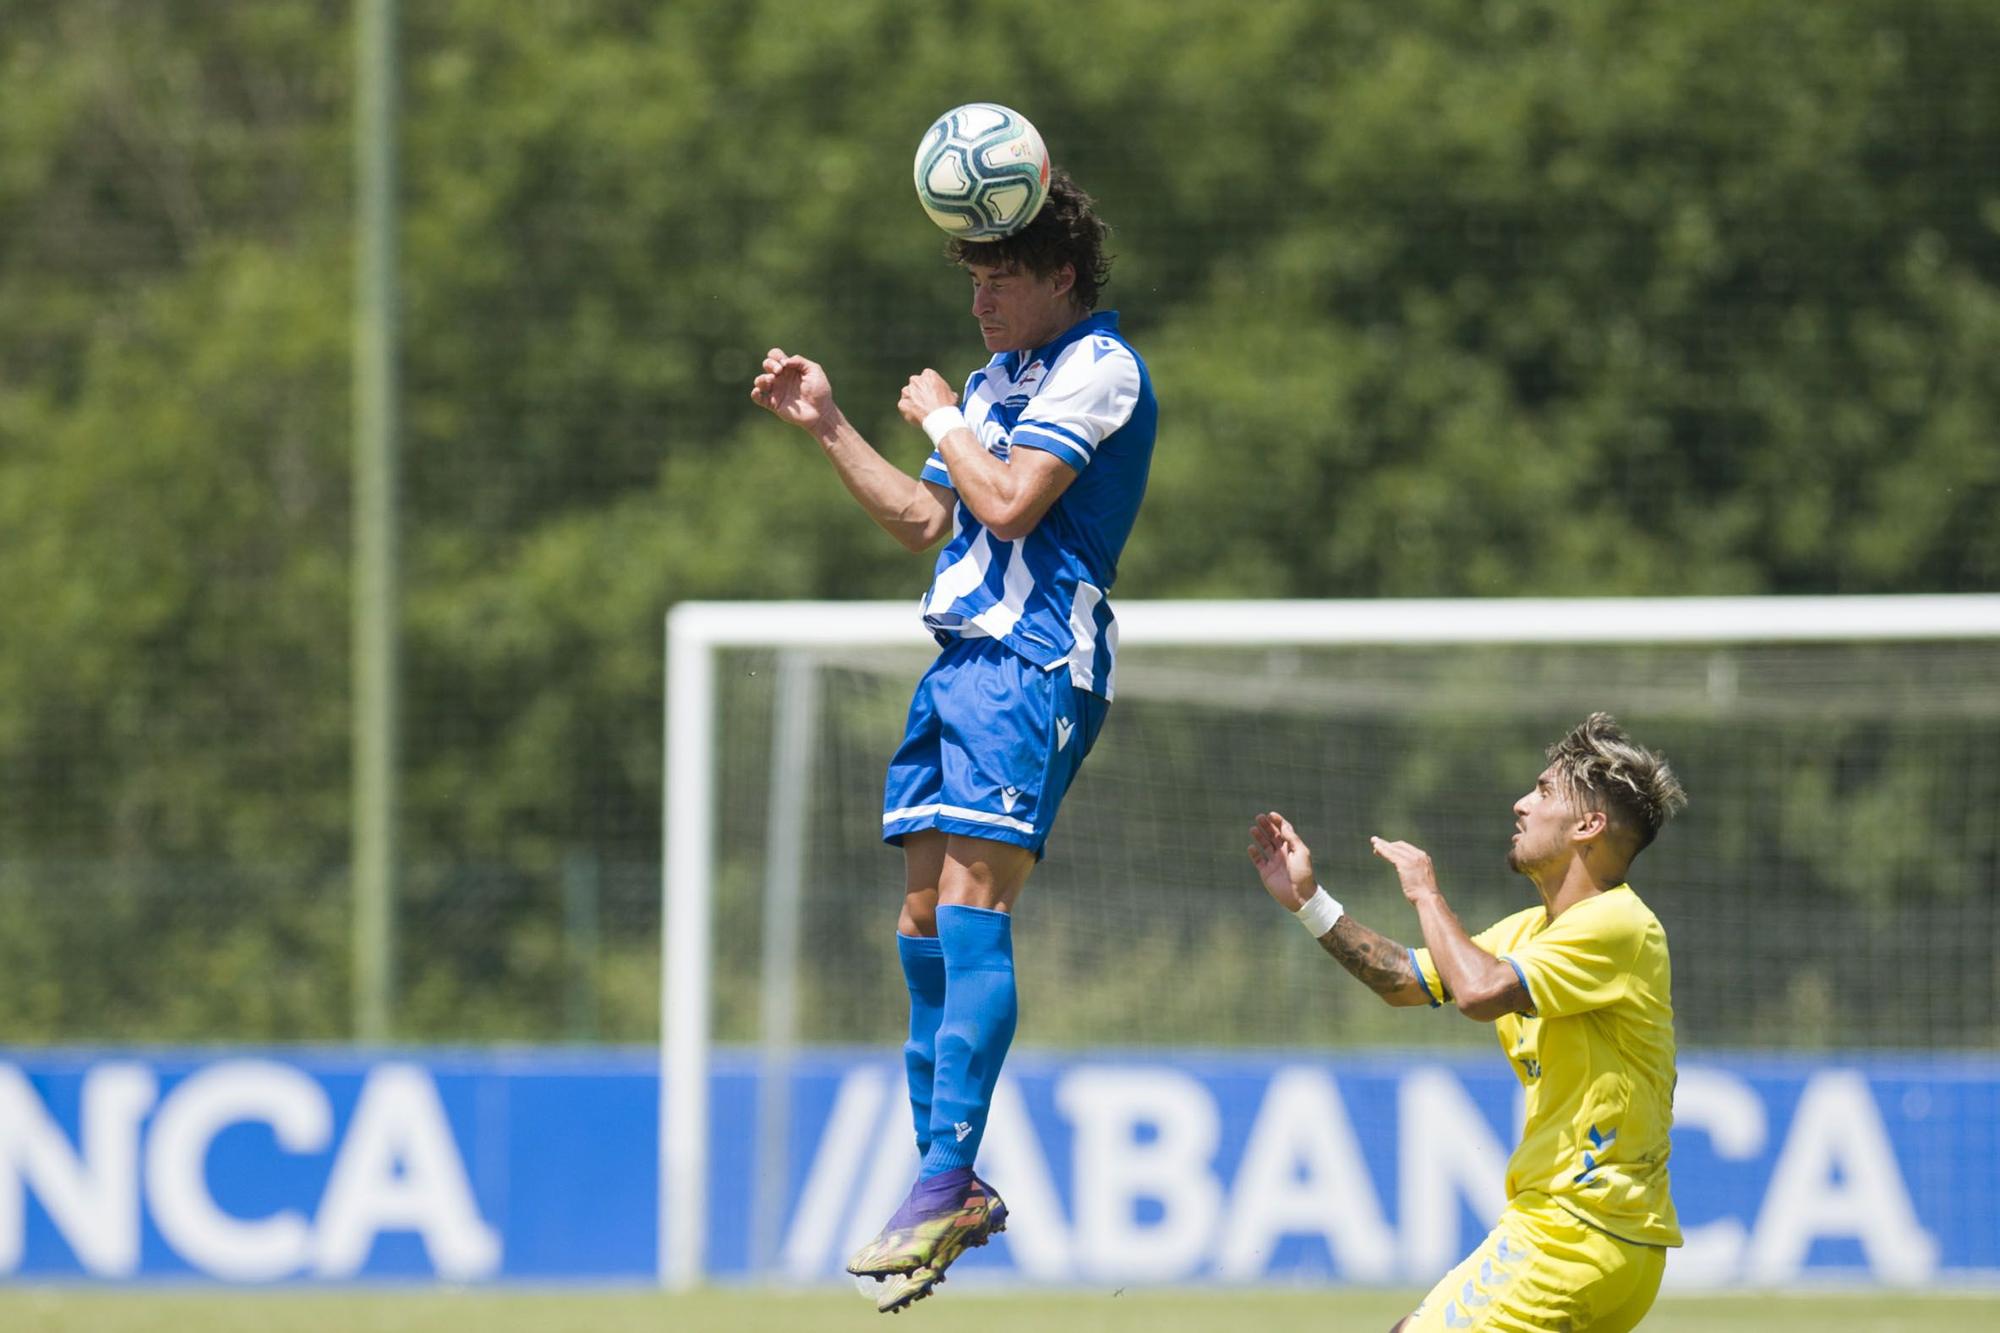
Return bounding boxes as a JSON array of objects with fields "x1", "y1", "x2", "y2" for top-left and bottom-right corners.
[{"x1": 1248, "y1": 713, "x2": 1687, "y2": 1332}]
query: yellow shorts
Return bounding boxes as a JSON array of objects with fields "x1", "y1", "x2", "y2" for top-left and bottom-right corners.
[{"x1": 1403, "y1": 1195, "x2": 1667, "y2": 1332}]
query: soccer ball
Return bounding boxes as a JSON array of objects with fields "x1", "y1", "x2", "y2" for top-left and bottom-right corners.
[{"x1": 912, "y1": 103, "x2": 1050, "y2": 242}]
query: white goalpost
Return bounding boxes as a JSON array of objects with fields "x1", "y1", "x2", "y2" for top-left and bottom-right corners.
[{"x1": 661, "y1": 594, "x2": 2000, "y2": 1288}]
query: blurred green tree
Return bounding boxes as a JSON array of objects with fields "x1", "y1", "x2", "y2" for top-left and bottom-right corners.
[{"x1": 0, "y1": 0, "x2": 1994, "y2": 1038}]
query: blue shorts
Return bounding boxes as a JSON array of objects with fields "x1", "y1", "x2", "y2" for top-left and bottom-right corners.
[{"x1": 882, "y1": 637, "x2": 1108, "y2": 857}]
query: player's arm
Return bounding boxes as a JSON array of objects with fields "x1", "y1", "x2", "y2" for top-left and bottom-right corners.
[
  {"x1": 1369, "y1": 837, "x2": 1532, "y2": 1022},
  {"x1": 900, "y1": 369, "x2": 1075, "y2": 541},
  {"x1": 1248, "y1": 813, "x2": 1432, "y2": 1007},
  {"x1": 750, "y1": 348, "x2": 953, "y2": 552}
]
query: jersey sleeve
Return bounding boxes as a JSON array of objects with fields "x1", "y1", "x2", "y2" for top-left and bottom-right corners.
[
  {"x1": 1410, "y1": 946, "x2": 1446, "y2": 1008},
  {"x1": 920, "y1": 448, "x2": 953, "y2": 490},
  {"x1": 1010, "y1": 336, "x2": 1141, "y2": 472},
  {"x1": 1500, "y1": 899, "x2": 1641, "y2": 1019},
  {"x1": 1411, "y1": 917, "x2": 1520, "y2": 1009}
]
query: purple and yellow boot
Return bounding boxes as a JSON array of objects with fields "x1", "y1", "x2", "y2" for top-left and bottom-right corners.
[{"x1": 846, "y1": 1168, "x2": 1008, "y2": 1313}]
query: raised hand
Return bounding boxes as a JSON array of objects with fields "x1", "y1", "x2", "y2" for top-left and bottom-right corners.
[
  {"x1": 749, "y1": 347, "x2": 836, "y2": 433},
  {"x1": 1248, "y1": 811, "x2": 1317, "y2": 911},
  {"x1": 898, "y1": 368, "x2": 959, "y2": 428},
  {"x1": 1370, "y1": 836, "x2": 1441, "y2": 905}
]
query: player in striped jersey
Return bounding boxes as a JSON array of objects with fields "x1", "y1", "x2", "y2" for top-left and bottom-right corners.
[
  {"x1": 1248, "y1": 714, "x2": 1688, "y2": 1331},
  {"x1": 750, "y1": 169, "x2": 1156, "y2": 1312}
]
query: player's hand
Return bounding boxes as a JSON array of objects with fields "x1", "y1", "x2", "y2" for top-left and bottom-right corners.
[
  {"x1": 1248, "y1": 812, "x2": 1317, "y2": 911},
  {"x1": 898, "y1": 369, "x2": 958, "y2": 428},
  {"x1": 1370, "y1": 837, "x2": 1441, "y2": 905},
  {"x1": 750, "y1": 348, "x2": 837, "y2": 433}
]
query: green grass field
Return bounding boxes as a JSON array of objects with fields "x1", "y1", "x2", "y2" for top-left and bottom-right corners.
[{"x1": 0, "y1": 1288, "x2": 1990, "y2": 1333}]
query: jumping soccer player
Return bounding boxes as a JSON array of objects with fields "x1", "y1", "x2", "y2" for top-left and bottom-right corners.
[
  {"x1": 750, "y1": 169, "x2": 1155, "y2": 1313},
  {"x1": 1248, "y1": 713, "x2": 1686, "y2": 1332}
]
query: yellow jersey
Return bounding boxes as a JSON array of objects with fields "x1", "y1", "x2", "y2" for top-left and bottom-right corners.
[{"x1": 1413, "y1": 885, "x2": 1681, "y2": 1248}]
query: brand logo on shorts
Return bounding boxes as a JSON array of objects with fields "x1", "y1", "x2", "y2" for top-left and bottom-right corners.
[
  {"x1": 1056, "y1": 718, "x2": 1074, "y2": 751},
  {"x1": 1000, "y1": 786, "x2": 1021, "y2": 813},
  {"x1": 954, "y1": 1121, "x2": 974, "y2": 1142}
]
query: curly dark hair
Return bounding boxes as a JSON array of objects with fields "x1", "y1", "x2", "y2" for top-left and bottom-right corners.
[{"x1": 947, "y1": 168, "x2": 1114, "y2": 309}]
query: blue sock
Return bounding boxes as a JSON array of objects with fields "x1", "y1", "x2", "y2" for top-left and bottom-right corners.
[
  {"x1": 920, "y1": 905, "x2": 1016, "y2": 1178},
  {"x1": 897, "y1": 933, "x2": 947, "y2": 1156}
]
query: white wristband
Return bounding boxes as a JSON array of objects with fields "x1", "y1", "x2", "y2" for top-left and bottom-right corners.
[
  {"x1": 922, "y1": 405, "x2": 969, "y2": 446},
  {"x1": 1293, "y1": 886, "x2": 1344, "y2": 938}
]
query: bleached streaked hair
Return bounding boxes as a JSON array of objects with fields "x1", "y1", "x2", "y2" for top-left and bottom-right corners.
[{"x1": 1548, "y1": 713, "x2": 1688, "y2": 853}]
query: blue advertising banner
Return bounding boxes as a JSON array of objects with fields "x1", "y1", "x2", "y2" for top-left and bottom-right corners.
[
  {"x1": 0, "y1": 1049, "x2": 657, "y2": 1282},
  {"x1": 738, "y1": 1051, "x2": 1997, "y2": 1290},
  {"x1": 2, "y1": 1048, "x2": 1994, "y2": 1287}
]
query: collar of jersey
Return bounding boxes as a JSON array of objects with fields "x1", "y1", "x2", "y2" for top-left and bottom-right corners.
[{"x1": 1001, "y1": 310, "x2": 1121, "y2": 379}]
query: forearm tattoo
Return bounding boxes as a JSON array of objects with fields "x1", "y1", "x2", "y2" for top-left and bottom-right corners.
[{"x1": 1319, "y1": 917, "x2": 1418, "y2": 997}]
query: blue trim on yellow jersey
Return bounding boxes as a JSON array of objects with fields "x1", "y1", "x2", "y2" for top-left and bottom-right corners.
[
  {"x1": 1411, "y1": 948, "x2": 1442, "y2": 1008},
  {"x1": 1499, "y1": 953, "x2": 1537, "y2": 1015}
]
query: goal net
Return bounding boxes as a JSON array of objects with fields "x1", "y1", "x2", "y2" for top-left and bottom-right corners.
[{"x1": 662, "y1": 595, "x2": 2000, "y2": 1280}]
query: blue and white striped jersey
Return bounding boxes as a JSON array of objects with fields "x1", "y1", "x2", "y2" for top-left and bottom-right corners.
[{"x1": 918, "y1": 310, "x2": 1156, "y2": 699}]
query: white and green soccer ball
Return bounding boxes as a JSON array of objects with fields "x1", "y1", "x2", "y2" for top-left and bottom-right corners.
[{"x1": 912, "y1": 103, "x2": 1050, "y2": 242}]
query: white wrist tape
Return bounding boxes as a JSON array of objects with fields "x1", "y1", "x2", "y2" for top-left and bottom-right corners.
[
  {"x1": 922, "y1": 405, "x2": 969, "y2": 446},
  {"x1": 1293, "y1": 886, "x2": 1345, "y2": 938}
]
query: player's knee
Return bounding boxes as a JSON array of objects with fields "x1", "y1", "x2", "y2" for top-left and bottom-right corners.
[{"x1": 899, "y1": 898, "x2": 937, "y2": 936}]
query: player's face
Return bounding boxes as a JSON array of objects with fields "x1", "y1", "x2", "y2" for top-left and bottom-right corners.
[
  {"x1": 1508, "y1": 765, "x2": 1578, "y2": 874},
  {"x1": 967, "y1": 261, "x2": 1078, "y2": 354}
]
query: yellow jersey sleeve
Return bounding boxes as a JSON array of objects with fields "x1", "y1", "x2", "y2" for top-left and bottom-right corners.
[
  {"x1": 1500, "y1": 894, "x2": 1644, "y2": 1018},
  {"x1": 1410, "y1": 945, "x2": 1445, "y2": 1007},
  {"x1": 1411, "y1": 909, "x2": 1539, "y2": 1008}
]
